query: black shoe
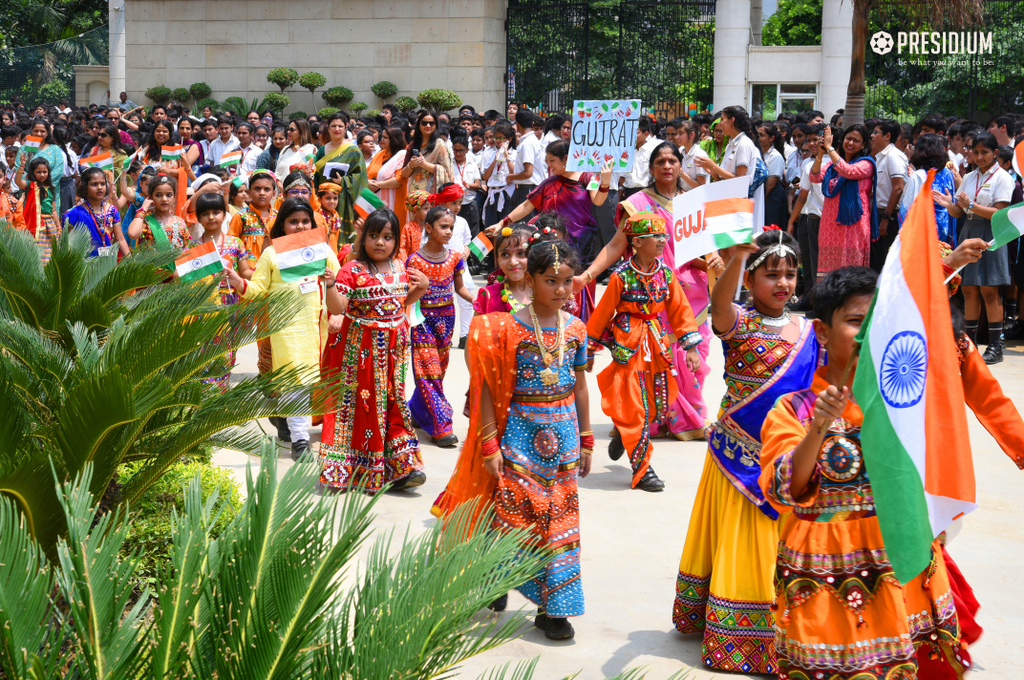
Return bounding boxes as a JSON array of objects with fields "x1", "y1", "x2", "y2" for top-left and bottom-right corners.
[
  {"x1": 488, "y1": 593, "x2": 508, "y2": 612},
  {"x1": 392, "y1": 470, "x2": 426, "y2": 490},
  {"x1": 433, "y1": 434, "x2": 459, "y2": 448},
  {"x1": 291, "y1": 440, "x2": 311, "y2": 461},
  {"x1": 269, "y1": 416, "x2": 291, "y2": 443},
  {"x1": 608, "y1": 430, "x2": 625, "y2": 461},
  {"x1": 458, "y1": 336, "x2": 467, "y2": 350},
  {"x1": 636, "y1": 466, "x2": 665, "y2": 492},
  {"x1": 535, "y1": 613, "x2": 575, "y2": 640},
  {"x1": 982, "y1": 340, "x2": 1004, "y2": 365}
]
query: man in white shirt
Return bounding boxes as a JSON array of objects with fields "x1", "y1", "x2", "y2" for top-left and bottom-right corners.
[
  {"x1": 451, "y1": 132, "x2": 482, "y2": 237},
  {"x1": 106, "y1": 91, "x2": 139, "y2": 111},
  {"x1": 236, "y1": 122, "x2": 260, "y2": 174},
  {"x1": 622, "y1": 117, "x2": 659, "y2": 198},
  {"x1": 870, "y1": 119, "x2": 908, "y2": 272},
  {"x1": 509, "y1": 109, "x2": 544, "y2": 211},
  {"x1": 207, "y1": 116, "x2": 240, "y2": 166},
  {"x1": 787, "y1": 127, "x2": 828, "y2": 308}
]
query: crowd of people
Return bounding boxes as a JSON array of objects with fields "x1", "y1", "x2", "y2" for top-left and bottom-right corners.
[{"x1": 2, "y1": 91, "x2": 1024, "y2": 679}]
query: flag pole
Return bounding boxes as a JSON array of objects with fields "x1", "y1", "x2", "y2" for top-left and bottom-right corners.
[
  {"x1": 943, "y1": 238, "x2": 996, "y2": 285},
  {"x1": 734, "y1": 255, "x2": 747, "y2": 300},
  {"x1": 817, "y1": 342, "x2": 861, "y2": 435}
]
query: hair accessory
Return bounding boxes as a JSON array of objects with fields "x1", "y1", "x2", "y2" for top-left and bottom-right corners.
[
  {"x1": 763, "y1": 224, "x2": 781, "y2": 231},
  {"x1": 282, "y1": 173, "x2": 312, "y2": 193},
  {"x1": 501, "y1": 226, "x2": 513, "y2": 237},
  {"x1": 551, "y1": 242, "x2": 560, "y2": 271},
  {"x1": 427, "y1": 183, "x2": 464, "y2": 205},
  {"x1": 746, "y1": 228, "x2": 796, "y2": 271},
  {"x1": 248, "y1": 169, "x2": 275, "y2": 187},
  {"x1": 623, "y1": 210, "x2": 667, "y2": 238}
]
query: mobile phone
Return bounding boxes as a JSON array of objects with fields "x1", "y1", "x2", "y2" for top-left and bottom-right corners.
[{"x1": 411, "y1": 149, "x2": 421, "y2": 158}]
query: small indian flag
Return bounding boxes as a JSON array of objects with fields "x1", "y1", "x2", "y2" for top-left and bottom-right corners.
[
  {"x1": 162, "y1": 144, "x2": 183, "y2": 161},
  {"x1": 1013, "y1": 139, "x2": 1024, "y2": 177},
  {"x1": 273, "y1": 228, "x2": 332, "y2": 282},
  {"x1": 468, "y1": 233, "x2": 492, "y2": 260},
  {"x1": 408, "y1": 300, "x2": 425, "y2": 327},
  {"x1": 23, "y1": 136, "x2": 43, "y2": 154},
  {"x1": 219, "y1": 149, "x2": 242, "y2": 168},
  {"x1": 989, "y1": 203, "x2": 1024, "y2": 249},
  {"x1": 853, "y1": 169, "x2": 975, "y2": 584},
  {"x1": 174, "y1": 241, "x2": 224, "y2": 283},
  {"x1": 79, "y1": 152, "x2": 113, "y2": 171},
  {"x1": 703, "y1": 197, "x2": 754, "y2": 249},
  {"x1": 354, "y1": 187, "x2": 385, "y2": 219}
]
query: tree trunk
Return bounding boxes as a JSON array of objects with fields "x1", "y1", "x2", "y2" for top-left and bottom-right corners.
[{"x1": 844, "y1": 0, "x2": 874, "y2": 127}]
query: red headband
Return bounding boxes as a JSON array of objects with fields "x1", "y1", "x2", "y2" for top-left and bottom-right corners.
[{"x1": 428, "y1": 184, "x2": 464, "y2": 205}]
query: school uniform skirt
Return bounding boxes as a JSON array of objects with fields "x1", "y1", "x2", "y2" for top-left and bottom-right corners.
[{"x1": 961, "y1": 217, "x2": 1011, "y2": 287}]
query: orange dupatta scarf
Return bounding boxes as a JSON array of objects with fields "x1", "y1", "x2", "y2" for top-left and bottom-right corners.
[{"x1": 431, "y1": 313, "x2": 519, "y2": 523}]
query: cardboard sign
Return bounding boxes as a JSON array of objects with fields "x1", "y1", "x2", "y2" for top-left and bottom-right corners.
[
  {"x1": 671, "y1": 175, "x2": 752, "y2": 265},
  {"x1": 567, "y1": 99, "x2": 642, "y2": 172}
]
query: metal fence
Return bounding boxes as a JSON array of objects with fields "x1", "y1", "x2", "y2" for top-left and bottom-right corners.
[
  {"x1": 506, "y1": 0, "x2": 716, "y2": 119},
  {"x1": 0, "y1": 24, "x2": 109, "y2": 106},
  {"x1": 865, "y1": 0, "x2": 1024, "y2": 122}
]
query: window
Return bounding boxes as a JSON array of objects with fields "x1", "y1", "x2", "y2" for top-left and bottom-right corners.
[{"x1": 749, "y1": 84, "x2": 818, "y2": 119}]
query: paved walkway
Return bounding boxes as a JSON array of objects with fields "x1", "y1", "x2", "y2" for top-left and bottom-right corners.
[{"x1": 214, "y1": 288, "x2": 1024, "y2": 680}]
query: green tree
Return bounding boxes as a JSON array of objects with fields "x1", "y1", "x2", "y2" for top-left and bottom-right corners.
[
  {"x1": 298, "y1": 71, "x2": 327, "y2": 114},
  {"x1": 0, "y1": 229, "x2": 334, "y2": 558},
  {"x1": 761, "y1": 0, "x2": 822, "y2": 46}
]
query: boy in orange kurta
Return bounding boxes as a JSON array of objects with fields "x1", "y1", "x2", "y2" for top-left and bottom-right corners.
[{"x1": 586, "y1": 211, "x2": 701, "y2": 492}]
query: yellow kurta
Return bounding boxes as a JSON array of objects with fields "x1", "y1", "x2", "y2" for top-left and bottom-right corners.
[{"x1": 242, "y1": 244, "x2": 341, "y2": 385}]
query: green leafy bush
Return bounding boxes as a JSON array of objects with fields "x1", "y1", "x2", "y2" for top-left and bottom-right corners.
[
  {"x1": 322, "y1": 86, "x2": 354, "y2": 107},
  {"x1": 395, "y1": 95, "x2": 419, "y2": 113},
  {"x1": 416, "y1": 88, "x2": 462, "y2": 114},
  {"x1": 371, "y1": 80, "x2": 398, "y2": 101},
  {"x1": 262, "y1": 92, "x2": 290, "y2": 112},
  {"x1": 289, "y1": 111, "x2": 308, "y2": 120},
  {"x1": 171, "y1": 87, "x2": 190, "y2": 104},
  {"x1": 119, "y1": 459, "x2": 241, "y2": 587},
  {"x1": 349, "y1": 101, "x2": 368, "y2": 115},
  {"x1": 37, "y1": 80, "x2": 70, "y2": 103},
  {"x1": 144, "y1": 86, "x2": 173, "y2": 105},
  {"x1": 319, "y1": 107, "x2": 339, "y2": 118},
  {"x1": 266, "y1": 67, "x2": 299, "y2": 92},
  {"x1": 298, "y1": 72, "x2": 327, "y2": 93},
  {"x1": 189, "y1": 81, "x2": 212, "y2": 100},
  {"x1": 366, "y1": 109, "x2": 382, "y2": 117}
]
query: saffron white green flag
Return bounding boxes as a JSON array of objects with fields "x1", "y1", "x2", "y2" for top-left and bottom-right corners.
[
  {"x1": 989, "y1": 203, "x2": 1024, "y2": 249},
  {"x1": 703, "y1": 197, "x2": 754, "y2": 249},
  {"x1": 354, "y1": 187, "x2": 385, "y2": 218},
  {"x1": 852, "y1": 170, "x2": 976, "y2": 584},
  {"x1": 273, "y1": 229, "x2": 332, "y2": 282},
  {"x1": 175, "y1": 241, "x2": 224, "y2": 283}
]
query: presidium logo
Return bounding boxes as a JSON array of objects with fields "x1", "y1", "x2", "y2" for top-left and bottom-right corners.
[{"x1": 870, "y1": 30, "x2": 993, "y2": 56}]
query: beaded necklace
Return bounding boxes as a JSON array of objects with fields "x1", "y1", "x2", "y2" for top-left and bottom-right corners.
[{"x1": 528, "y1": 304, "x2": 565, "y2": 386}]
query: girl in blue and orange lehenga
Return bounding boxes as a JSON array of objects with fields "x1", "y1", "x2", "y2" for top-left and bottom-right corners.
[
  {"x1": 62, "y1": 167, "x2": 130, "y2": 258},
  {"x1": 405, "y1": 205, "x2": 475, "y2": 448},
  {"x1": 319, "y1": 208, "x2": 430, "y2": 494},
  {"x1": 433, "y1": 235, "x2": 593, "y2": 642},
  {"x1": 671, "y1": 229, "x2": 820, "y2": 675}
]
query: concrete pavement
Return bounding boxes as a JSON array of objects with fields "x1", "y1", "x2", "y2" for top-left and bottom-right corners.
[{"x1": 213, "y1": 283, "x2": 1024, "y2": 680}]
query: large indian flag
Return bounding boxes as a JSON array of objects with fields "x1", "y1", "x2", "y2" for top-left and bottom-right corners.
[
  {"x1": 703, "y1": 197, "x2": 754, "y2": 248},
  {"x1": 175, "y1": 241, "x2": 224, "y2": 283},
  {"x1": 273, "y1": 229, "x2": 332, "y2": 282},
  {"x1": 852, "y1": 169, "x2": 976, "y2": 584}
]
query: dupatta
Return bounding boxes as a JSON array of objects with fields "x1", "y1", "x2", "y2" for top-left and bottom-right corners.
[
  {"x1": 314, "y1": 142, "x2": 369, "y2": 243},
  {"x1": 431, "y1": 313, "x2": 519, "y2": 526},
  {"x1": 707, "y1": 316, "x2": 821, "y2": 519}
]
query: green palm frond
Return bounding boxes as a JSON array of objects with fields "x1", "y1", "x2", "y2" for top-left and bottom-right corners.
[
  {"x1": 52, "y1": 464, "x2": 152, "y2": 680},
  {"x1": 475, "y1": 657, "x2": 541, "y2": 680},
  {"x1": 0, "y1": 492, "x2": 63, "y2": 680}
]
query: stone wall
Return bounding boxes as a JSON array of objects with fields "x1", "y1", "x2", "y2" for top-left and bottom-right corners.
[{"x1": 124, "y1": 0, "x2": 507, "y2": 115}]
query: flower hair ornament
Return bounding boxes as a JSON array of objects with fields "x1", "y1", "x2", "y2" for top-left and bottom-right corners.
[{"x1": 746, "y1": 227, "x2": 796, "y2": 271}]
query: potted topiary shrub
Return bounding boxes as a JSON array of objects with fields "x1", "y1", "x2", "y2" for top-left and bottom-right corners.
[
  {"x1": 171, "y1": 87, "x2": 191, "y2": 104},
  {"x1": 145, "y1": 86, "x2": 173, "y2": 105},
  {"x1": 416, "y1": 89, "x2": 462, "y2": 114},
  {"x1": 322, "y1": 86, "x2": 354, "y2": 108},
  {"x1": 297, "y1": 71, "x2": 327, "y2": 114},
  {"x1": 266, "y1": 67, "x2": 299, "y2": 93},
  {"x1": 395, "y1": 96, "x2": 418, "y2": 113},
  {"x1": 365, "y1": 109, "x2": 382, "y2": 117},
  {"x1": 318, "y1": 107, "x2": 339, "y2": 118},
  {"x1": 189, "y1": 81, "x2": 212, "y2": 101},
  {"x1": 349, "y1": 101, "x2": 368, "y2": 115},
  {"x1": 371, "y1": 80, "x2": 398, "y2": 103},
  {"x1": 262, "y1": 92, "x2": 290, "y2": 113},
  {"x1": 288, "y1": 111, "x2": 308, "y2": 120}
]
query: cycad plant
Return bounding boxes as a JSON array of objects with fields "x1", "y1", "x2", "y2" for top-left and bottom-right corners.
[
  {"x1": 0, "y1": 443, "x2": 550, "y2": 680},
  {"x1": 0, "y1": 229, "x2": 337, "y2": 558}
]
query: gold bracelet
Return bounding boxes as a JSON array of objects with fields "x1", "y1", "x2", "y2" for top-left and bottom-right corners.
[
  {"x1": 483, "y1": 451, "x2": 502, "y2": 462},
  {"x1": 582, "y1": 270, "x2": 593, "y2": 284},
  {"x1": 579, "y1": 430, "x2": 593, "y2": 437}
]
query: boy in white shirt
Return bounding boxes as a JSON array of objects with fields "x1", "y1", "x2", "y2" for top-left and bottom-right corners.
[{"x1": 787, "y1": 126, "x2": 828, "y2": 308}]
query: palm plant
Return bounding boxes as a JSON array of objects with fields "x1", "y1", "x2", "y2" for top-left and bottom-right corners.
[
  {"x1": 844, "y1": 0, "x2": 982, "y2": 125},
  {"x1": 0, "y1": 229, "x2": 337, "y2": 558},
  {"x1": 0, "y1": 443, "x2": 552, "y2": 680}
]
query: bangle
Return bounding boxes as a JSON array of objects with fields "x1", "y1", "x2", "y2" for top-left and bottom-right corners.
[
  {"x1": 501, "y1": 216, "x2": 512, "y2": 227},
  {"x1": 579, "y1": 433, "x2": 595, "y2": 450},
  {"x1": 481, "y1": 437, "x2": 500, "y2": 460},
  {"x1": 581, "y1": 270, "x2": 593, "y2": 284},
  {"x1": 598, "y1": 185, "x2": 609, "y2": 193}
]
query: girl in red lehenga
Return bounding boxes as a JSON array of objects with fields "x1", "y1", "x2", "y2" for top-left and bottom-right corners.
[{"x1": 318, "y1": 208, "x2": 430, "y2": 494}]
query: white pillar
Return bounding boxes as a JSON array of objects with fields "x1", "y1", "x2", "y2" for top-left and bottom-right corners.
[
  {"x1": 750, "y1": 0, "x2": 763, "y2": 47},
  {"x1": 109, "y1": 0, "x2": 126, "y2": 102},
  {"x1": 819, "y1": 0, "x2": 853, "y2": 117},
  {"x1": 714, "y1": 0, "x2": 752, "y2": 110}
]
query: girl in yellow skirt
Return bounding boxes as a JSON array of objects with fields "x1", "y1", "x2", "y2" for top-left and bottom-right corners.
[{"x1": 671, "y1": 229, "x2": 821, "y2": 674}]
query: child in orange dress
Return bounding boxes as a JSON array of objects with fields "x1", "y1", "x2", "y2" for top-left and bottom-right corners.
[
  {"x1": 317, "y1": 181, "x2": 344, "y2": 253},
  {"x1": 398, "y1": 189, "x2": 430, "y2": 262},
  {"x1": 760, "y1": 267, "x2": 965, "y2": 680}
]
